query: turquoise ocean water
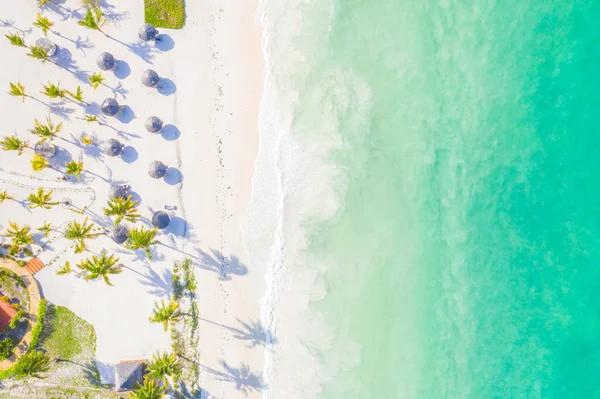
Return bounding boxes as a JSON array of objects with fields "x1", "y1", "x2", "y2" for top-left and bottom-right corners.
[{"x1": 258, "y1": 0, "x2": 600, "y2": 397}]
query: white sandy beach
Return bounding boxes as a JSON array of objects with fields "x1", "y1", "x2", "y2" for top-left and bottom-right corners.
[{"x1": 0, "y1": 0, "x2": 264, "y2": 397}]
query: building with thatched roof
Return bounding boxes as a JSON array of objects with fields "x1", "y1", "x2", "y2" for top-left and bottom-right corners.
[
  {"x1": 108, "y1": 184, "x2": 129, "y2": 200},
  {"x1": 152, "y1": 211, "x2": 170, "y2": 230},
  {"x1": 112, "y1": 224, "x2": 129, "y2": 244},
  {"x1": 103, "y1": 138, "x2": 123, "y2": 157},
  {"x1": 96, "y1": 52, "x2": 116, "y2": 71},
  {"x1": 114, "y1": 360, "x2": 145, "y2": 392},
  {"x1": 145, "y1": 116, "x2": 163, "y2": 133},
  {"x1": 141, "y1": 69, "x2": 160, "y2": 88},
  {"x1": 148, "y1": 161, "x2": 167, "y2": 179},
  {"x1": 35, "y1": 37, "x2": 56, "y2": 56},
  {"x1": 101, "y1": 98, "x2": 120, "y2": 116},
  {"x1": 34, "y1": 142, "x2": 56, "y2": 158},
  {"x1": 138, "y1": 24, "x2": 158, "y2": 41}
]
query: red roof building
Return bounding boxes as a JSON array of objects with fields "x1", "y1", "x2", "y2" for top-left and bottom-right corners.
[{"x1": 0, "y1": 301, "x2": 17, "y2": 332}]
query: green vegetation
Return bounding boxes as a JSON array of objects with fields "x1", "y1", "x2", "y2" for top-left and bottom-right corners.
[
  {"x1": 31, "y1": 153, "x2": 49, "y2": 172},
  {"x1": 64, "y1": 217, "x2": 99, "y2": 253},
  {"x1": 4, "y1": 222, "x2": 33, "y2": 256},
  {"x1": 0, "y1": 135, "x2": 28, "y2": 154},
  {"x1": 129, "y1": 377, "x2": 167, "y2": 399},
  {"x1": 149, "y1": 299, "x2": 182, "y2": 331},
  {"x1": 76, "y1": 252, "x2": 122, "y2": 285},
  {"x1": 147, "y1": 351, "x2": 181, "y2": 384},
  {"x1": 78, "y1": 7, "x2": 107, "y2": 34},
  {"x1": 144, "y1": 0, "x2": 186, "y2": 29},
  {"x1": 126, "y1": 226, "x2": 159, "y2": 259},
  {"x1": 13, "y1": 350, "x2": 51, "y2": 379},
  {"x1": 32, "y1": 13, "x2": 55, "y2": 37},
  {"x1": 28, "y1": 188, "x2": 59, "y2": 209},
  {"x1": 170, "y1": 259, "x2": 200, "y2": 395},
  {"x1": 39, "y1": 304, "x2": 95, "y2": 360},
  {"x1": 0, "y1": 338, "x2": 14, "y2": 360},
  {"x1": 104, "y1": 196, "x2": 140, "y2": 225},
  {"x1": 65, "y1": 160, "x2": 84, "y2": 180},
  {"x1": 29, "y1": 299, "x2": 47, "y2": 350}
]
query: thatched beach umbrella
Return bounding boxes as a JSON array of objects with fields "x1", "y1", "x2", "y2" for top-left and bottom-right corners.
[
  {"x1": 148, "y1": 160, "x2": 167, "y2": 179},
  {"x1": 112, "y1": 224, "x2": 129, "y2": 244},
  {"x1": 34, "y1": 142, "x2": 56, "y2": 158},
  {"x1": 103, "y1": 138, "x2": 123, "y2": 157},
  {"x1": 96, "y1": 52, "x2": 116, "y2": 71},
  {"x1": 138, "y1": 24, "x2": 158, "y2": 41},
  {"x1": 101, "y1": 98, "x2": 120, "y2": 116},
  {"x1": 145, "y1": 116, "x2": 163, "y2": 133},
  {"x1": 35, "y1": 38, "x2": 56, "y2": 56},
  {"x1": 152, "y1": 211, "x2": 170, "y2": 230},
  {"x1": 141, "y1": 69, "x2": 160, "y2": 88},
  {"x1": 108, "y1": 184, "x2": 129, "y2": 199}
]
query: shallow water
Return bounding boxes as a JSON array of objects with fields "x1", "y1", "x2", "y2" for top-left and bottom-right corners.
[{"x1": 251, "y1": 0, "x2": 600, "y2": 397}]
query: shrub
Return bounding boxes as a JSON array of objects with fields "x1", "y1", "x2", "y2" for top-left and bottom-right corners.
[
  {"x1": 0, "y1": 296, "x2": 9, "y2": 302},
  {"x1": 9, "y1": 310, "x2": 27, "y2": 329},
  {"x1": 10, "y1": 303, "x2": 21, "y2": 311},
  {"x1": 0, "y1": 337, "x2": 14, "y2": 360},
  {"x1": 29, "y1": 299, "x2": 47, "y2": 350}
]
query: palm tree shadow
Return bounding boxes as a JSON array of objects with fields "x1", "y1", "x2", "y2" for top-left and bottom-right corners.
[
  {"x1": 138, "y1": 265, "x2": 172, "y2": 297},
  {"x1": 0, "y1": 20, "x2": 32, "y2": 33},
  {"x1": 199, "y1": 317, "x2": 277, "y2": 349},
  {"x1": 194, "y1": 249, "x2": 248, "y2": 280},
  {"x1": 106, "y1": 35, "x2": 155, "y2": 63},
  {"x1": 100, "y1": 0, "x2": 130, "y2": 22},
  {"x1": 54, "y1": 32, "x2": 94, "y2": 56},
  {"x1": 202, "y1": 361, "x2": 265, "y2": 395},
  {"x1": 54, "y1": 47, "x2": 90, "y2": 83}
]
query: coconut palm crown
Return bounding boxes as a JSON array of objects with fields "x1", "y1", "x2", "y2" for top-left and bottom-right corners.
[
  {"x1": 0, "y1": 135, "x2": 28, "y2": 154},
  {"x1": 31, "y1": 154, "x2": 49, "y2": 172},
  {"x1": 128, "y1": 377, "x2": 166, "y2": 399},
  {"x1": 77, "y1": 252, "x2": 122, "y2": 285},
  {"x1": 147, "y1": 351, "x2": 181, "y2": 383},
  {"x1": 149, "y1": 299, "x2": 183, "y2": 332},
  {"x1": 126, "y1": 226, "x2": 159, "y2": 259},
  {"x1": 104, "y1": 196, "x2": 140, "y2": 225},
  {"x1": 65, "y1": 160, "x2": 84, "y2": 180},
  {"x1": 33, "y1": 13, "x2": 54, "y2": 36},
  {"x1": 28, "y1": 187, "x2": 58, "y2": 209},
  {"x1": 64, "y1": 217, "x2": 99, "y2": 253}
]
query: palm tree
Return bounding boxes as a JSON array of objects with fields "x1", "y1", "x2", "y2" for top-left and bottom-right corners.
[
  {"x1": 27, "y1": 45, "x2": 52, "y2": 63},
  {"x1": 128, "y1": 377, "x2": 166, "y2": 399},
  {"x1": 126, "y1": 227, "x2": 159, "y2": 259},
  {"x1": 88, "y1": 72, "x2": 105, "y2": 90},
  {"x1": 31, "y1": 154, "x2": 49, "y2": 172},
  {"x1": 28, "y1": 188, "x2": 58, "y2": 209},
  {"x1": 0, "y1": 190, "x2": 14, "y2": 203},
  {"x1": 5, "y1": 32, "x2": 26, "y2": 47},
  {"x1": 66, "y1": 86, "x2": 87, "y2": 105},
  {"x1": 37, "y1": 221, "x2": 53, "y2": 237},
  {"x1": 41, "y1": 81, "x2": 67, "y2": 101},
  {"x1": 149, "y1": 299, "x2": 182, "y2": 332},
  {"x1": 8, "y1": 81, "x2": 29, "y2": 102},
  {"x1": 78, "y1": 7, "x2": 106, "y2": 34},
  {"x1": 31, "y1": 116, "x2": 63, "y2": 141},
  {"x1": 33, "y1": 13, "x2": 54, "y2": 37},
  {"x1": 14, "y1": 350, "x2": 51, "y2": 379},
  {"x1": 0, "y1": 135, "x2": 28, "y2": 154},
  {"x1": 104, "y1": 196, "x2": 140, "y2": 225},
  {"x1": 76, "y1": 252, "x2": 122, "y2": 285},
  {"x1": 83, "y1": 114, "x2": 100, "y2": 123},
  {"x1": 5, "y1": 222, "x2": 34, "y2": 256},
  {"x1": 64, "y1": 217, "x2": 98, "y2": 253},
  {"x1": 147, "y1": 351, "x2": 181, "y2": 384},
  {"x1": 65, "y1": 160, "x2": 83, "y2": 181},
  {"x1": 56, "y1": 261, "x2": 71, "y2": 275}
]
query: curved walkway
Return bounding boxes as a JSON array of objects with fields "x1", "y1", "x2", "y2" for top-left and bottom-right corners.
[{"x1": 0, "y1": 258, "x2": 42, "y2": 370}]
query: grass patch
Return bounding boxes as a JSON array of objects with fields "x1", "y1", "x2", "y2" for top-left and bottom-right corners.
[
  {"x1": 38, "y1": 305, "x2": 95, "y2": 361},
  {"x1": 144, "y1": 0, "x2": 186, "y2": 29}
]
